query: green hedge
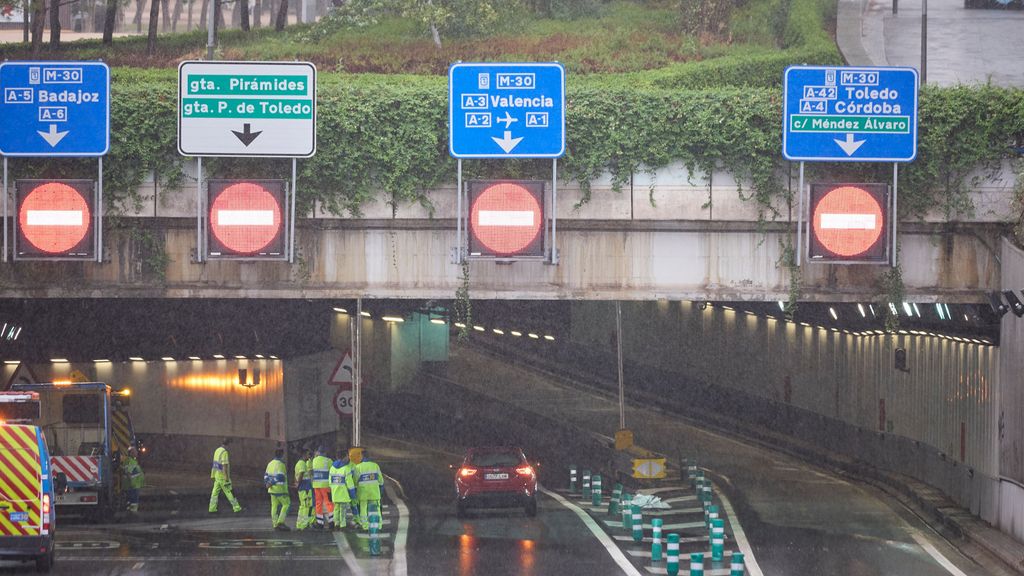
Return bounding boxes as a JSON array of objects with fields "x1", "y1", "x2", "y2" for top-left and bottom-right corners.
[{"x1": 7, "y1": 76, "x2": 1022, "y2": 225}]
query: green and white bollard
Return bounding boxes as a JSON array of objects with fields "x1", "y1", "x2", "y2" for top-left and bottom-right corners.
[
  {"x1": 666, "y1": 533, "x2": 680, "y2": 576},
  {"x1": 631, "y1": 504, "x2": 643, "y2": 543},
  {"x1": 688, "y1": 461, "x2": 698, "y2": 484},
  {"x1": 582, "y1": 470, "x2": 592, "y2": 499},
  {"x1": 570, "y1": 465, "x2": 578, "y2": 492},
  {"x1": 368, "y1": 502, "x2": 381, "y2": 556},
  {"x1": 651, "y1": 518, "x2": 664, "y2": 562},
  {"x1": 680, "y1": 457, "x2": 688, "y2": 481},
  {"x1": 711, "y1": 518, "x2": 725, "y2": 561},
  {"x1": 730, "y1": 551, "x2": 745, "y2": 575},
  {"x1": 609, "y1": 483, "x2": 622, "y2": 516},
  {"x1": 621, "y1": 493, "x2": 632, "y2": 529},
  {"x1": 690, "y1": 552, "x2": 705, "y2": 576},
  {"x1": 701, "y1": 482, "x2": 713, "y2": 504},
  {"x1": 706, "y1": 505, "x2": 720, "y2": 535},
  {"x1": 694, "y1": 469, "x2": 705, "y2": 490},
  {"x1": 591, "y1": 474, "x2": 602, "y2": 507}
]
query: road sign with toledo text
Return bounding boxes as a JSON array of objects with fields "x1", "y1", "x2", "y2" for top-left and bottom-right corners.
[
  {"x1": 783, "y1": 66, "x2": 918, "y2": 162},
  {"x1": 0, "y1": 61, "x2": 110, "y2": 157},
  {"x1": 178, "y1": 61, "x2": 316, "y2": 158},
  {"x1": 449, "y1": 62, "x2": 565, "y2": 159}
]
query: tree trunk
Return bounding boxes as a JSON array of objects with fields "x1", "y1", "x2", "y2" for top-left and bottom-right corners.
[
  {"x1": 170, "y1": 0, "x2": 182, "y2": 31},
  {"x1": 198, "y1": 0, "x2": 207, "y2": 28},
  {"x1": 133, "y1": 0, "x2": 145, "y2": 32},
  {"x1": 30, "y1": 0, "x2": 46, "y2": 55},
  {"x1": 429, "y1": 21, "x2": 441, "y2": 48},
  {"x1": 146, "y1": 0, "x2": 159, "y2": 55},
  {"x1": 214, "y1": 0, "x2": 223, "y2": 28},
  {"x1": 102, "y1": 0, "x2": 117, "y2": 42},
  {"x1": 273, "y1": 0, "x2": 285, "y2": 31},
  {"x1": 49, "y1": 0, "x2": 61, "y2": 47},
  {"x1": 251, "y1": 0, "x2": 259, "y2": 27},
  {"x1": 239, "y1": 0, "x2": 248, "y2": 30},
  {"x1": 161, "y1": 0, "x2": 170, "y2": 29},
  {"x1": 22, "y1": 0, "x2": 30, "y2": 42}
]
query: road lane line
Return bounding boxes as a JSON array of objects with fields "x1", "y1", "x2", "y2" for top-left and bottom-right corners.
[
  {"x1": 908, "y1": 529, "x2": 969, "y2": 576},
  {"x1": 604, "y1": 519, "x2": 705, "y2": 531},
  {"x1": 333, "y1": 531, "x2": 366, "y2": 576},
  {"x1": 714, "y1": 485, "x2": 764, "y2": 576},
  {"x1": 540, "y1": 485, "x2": 643, "y2": 576},
  {"x1": 131, "y1": 562, "x2": 145, "y2": 570},
  {"x1": 644, "y1": 567, "x2": 732, "y2": 575},
  {"x1": 59, "y1": 556, "x2": 344, "y2": 562},
  {"x1": 385, "y1": 476, "x2": 409, "y2": 576}
]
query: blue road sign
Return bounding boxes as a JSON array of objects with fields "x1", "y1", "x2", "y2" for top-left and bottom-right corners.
[
  {"x1": 783, "y1": 66, "x2": 918, "y2": 162},
  {"x1": 0, "y1": 61, "x2": 110, "y2": 157},
  {"x1": 449, "y1": 62, "x2": 565, "y2": 159}
]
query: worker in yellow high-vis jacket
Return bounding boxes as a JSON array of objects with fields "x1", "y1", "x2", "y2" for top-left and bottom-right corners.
[
  {"x1": 351, "y1": 448, "x2": 384, "y2": 530},
  {"x1": 294, "y1": 447, "x2": 314, "y2": 530},
  {"x1": 311, "y1": 446, "x2": 334, "y2": 529},
  {"x1": 264, "y1": 448, "x2": 291, "y2": 531},
  {"x1": 329, "y1": 450, "x2": 355, "y2": 530},
  {"x1": 209, "y1": 438, "x2": 242, "y2": 513}
]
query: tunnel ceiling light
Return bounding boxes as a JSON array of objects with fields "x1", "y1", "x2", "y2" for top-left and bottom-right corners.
[
  {"x1": 12, "y1": 327, "x2": 21, "y2": 340},
  {"x1": 902, "y1": 302, "x2": 913, "y2": 316},
  {"x1": 161, "y1": 357, "x2": 175, "y2": 361},
  {"x1": 333, "y1": 307, "x2": 348, "y2": 314},
  {"x1": 269, "y1": 355, "x2": 278, "y2": 359},
  {"x1": 3, "y1": 360, "x2": 20, "y2": 365},
  {"x1": 235, "y1": 355, "x2": 247, "y2": 359},
  {"x1": 857, "y1": 303, "x2": 866, "y2": 318},
  {"x1": 912, "y1": 303, "x2": 921, "y2": 317},
  {"x1": 829, "y1": 307, "x2": 838, "y2": 321},
  {"x1": 544, "y1": 335, "x2": 555, "y2": 341},
  {"x1": 473, "y1": 325, "x2": 485, "y2": 332},
  {"x1": 188, "y1": 356, "x2": 201, "y2": 361},
  {"x1": 510, "y1": 330, "x2": 522, "y2": 337},
  {"x1": 50, "y1": 358, "x2": 69, "y2": 363},
  {"x1": 493, "y1": 329, "x2": 504, "y2": 335},
  {"x1": 360, "y1": 311, "x2": 371, "y2": 318},
  {"x1": 454, "y1": 322, "x2": 466, "y2": 329},
  {"x1": 935, "y1": 303, "x2": 946, "y2": 320},
  {"x1": 721, "y1": 305, "x2": 734, "y2": 311},
  {"x1": 430, "y1": 318, "x2": 446, "y2": 325},
  {"x1": 129, "y1": 357, "x2": 144, "y2": 362},
  {"x1": 382, "y1": 316, "x2": 405, "y2": 323},
  {"x1": 528, "y1": 333, "x2": 539, "y2": 339},
  {"x1": 869, "y1": 304, "x2": 876, "y2": 317},
  {"x1": 213, "y1": 354, "x2": 225, "y2": 359},
  {"x1": 889, "y1": 303, "x2": 899, "y2": 316},
  {"x1": 93, "y1": 359, "x2": 111, "y2": 363},
  {"x1": 255, "y1": 354, "x2": 265, "y2": 359}
]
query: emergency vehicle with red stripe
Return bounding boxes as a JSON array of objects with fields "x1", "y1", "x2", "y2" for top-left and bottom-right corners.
[
  {"x1": 0, "y1": 404, "x2": 62, "y2": 572},
  {"x1": 4, "y1": 383, "x2": 135, "y2": 520}
]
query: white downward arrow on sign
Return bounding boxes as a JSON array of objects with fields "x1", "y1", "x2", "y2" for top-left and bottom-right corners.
[
  {"x1": 491, "y1": 130, "x2": 523, "y2": 154},
  {"x1": 37, "y1": 124, "x2": 69, "y2": 147},
  {"x1": 834, "y1": 133, "x2": 865, "y2": 156}
]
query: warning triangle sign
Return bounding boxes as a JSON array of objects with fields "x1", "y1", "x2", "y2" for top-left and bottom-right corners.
[
  {"x1": 5, "y1": 363, "x2": 39, "y2": 390},
  {"x1": 328, "y1": 351, "x2": 353, "y2": 386}
]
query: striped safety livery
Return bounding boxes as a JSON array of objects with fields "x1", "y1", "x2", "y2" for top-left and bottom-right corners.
[
  {"x1": 0, "y1": 425, "x2": 43, "y2": 537},
  {"x1": 51, "y1": 455, "x2": 100, "y2": 483},
  {"x1": 111, "y1": 408, "x2": 133, "y2": 454}
]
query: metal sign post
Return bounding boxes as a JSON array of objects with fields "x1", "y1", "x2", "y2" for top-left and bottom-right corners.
[{"x1": 352, "y1": 297, "x2": 362, "y2": 447}]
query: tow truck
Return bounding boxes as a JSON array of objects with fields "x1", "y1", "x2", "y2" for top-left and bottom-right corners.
[{"x1": 2, "y1": 382, "x2": 137, "y2": 520}]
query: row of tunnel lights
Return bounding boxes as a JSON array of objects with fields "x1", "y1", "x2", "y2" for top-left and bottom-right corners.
[
  {"x1": 713, "y1": 302, "x2": 994, "y2": 345},
  {"x1": 2, "y1": 354, "x2": 281, "y2": 366},
  {"x1": 332, "y1": 307, "x2": 557, "y2": 341}
]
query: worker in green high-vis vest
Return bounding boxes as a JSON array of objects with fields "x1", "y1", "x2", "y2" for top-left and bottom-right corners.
[
  {"x1": 209, "y1": 438, "x2": 242, "y2": 513},
  {"x1": 264, "y1": 448, "x2": 290, "y2": 531}
]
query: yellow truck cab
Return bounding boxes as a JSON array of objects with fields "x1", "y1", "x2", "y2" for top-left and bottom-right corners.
[{"x1": 0, "y1": 419, "x2": 65, "y2": 572}]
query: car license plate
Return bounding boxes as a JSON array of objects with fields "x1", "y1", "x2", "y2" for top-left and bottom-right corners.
[
  {"x1": 9, "y1": 512, "x2": 28, "y2": 522},
  {"x1": 484, "y1": 473, "x2": 508, "y2": 480}
]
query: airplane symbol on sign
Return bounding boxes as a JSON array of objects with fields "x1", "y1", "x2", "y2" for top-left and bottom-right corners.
[{"x1": 496, "y1": 112, "x2": 517, "y2": 129}]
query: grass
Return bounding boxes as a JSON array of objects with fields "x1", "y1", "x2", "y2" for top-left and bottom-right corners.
[{"x1": 0, "y1": 0, "x2": 840, "y2": 86}]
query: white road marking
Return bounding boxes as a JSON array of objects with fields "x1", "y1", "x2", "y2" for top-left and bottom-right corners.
[
  {"x1": 714, "y1": 485, "x2": 764, "y2": 576},
  {"x1": 661, "y1": 495, "x2": 698, "y2": 504},
  {"x1": 613, "y1": 534, "x2": 720, "y2": 544},
  {"x1": 385, "y1": 477, "x2": 409, "y2": 576},
  {"x1": 637, "y1": 486, "x2": 690, "y2": 495},
  {"x1": 333, "y1": 531, "x2": 366, "y2": 576},
  {"x1": 629, "y1": 548, "x2": 730, "y2": 558},
  {"x1": 540, "y1": 485, "x2": 643, "y2": 576},
  {"x1": 604, "y1": 519, "x2": 706, "y2": 531},
  {"x1": 908, "y1": 529, "x2": 970, "y2": 576},
  {"x1": 644, "y1": 566, "x2": 732, "y2": 575},
  {"x1": 642, "y1": 507, "x2": 703, "y2": 516},
  {"x1": 60, "y1": 556, "x2": 339, "y2": 561},
  {"x1": 131, "y1": 562, "x2": 145, "y2": 570}
]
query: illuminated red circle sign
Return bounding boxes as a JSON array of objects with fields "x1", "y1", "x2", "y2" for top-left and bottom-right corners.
[
  {"x1": 810, "y1": 183, "x2": 888, "y2": 262},
  {"x1": 469, "y1": 181, "x2": 544, "y2": 257},
  {"x1": 209, "y1": 181, "x2": 283, "y2": 256},
  {"x1": 18, "y1": 181, "x2": 92, "y2": 254}
]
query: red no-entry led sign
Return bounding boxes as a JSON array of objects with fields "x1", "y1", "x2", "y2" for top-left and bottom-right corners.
[
  {"x1": 468, "y1": 180, "x2": 545, "y2": 258},
  {"x1": 15, "y1": 180, "x2": 95, "y2": 260},
  {"x1": 207, "y1": 180, "x2": 286, "y2": 259},
  {"x1": 809, "y1": 183, "x2": 890, "y2": 264}
]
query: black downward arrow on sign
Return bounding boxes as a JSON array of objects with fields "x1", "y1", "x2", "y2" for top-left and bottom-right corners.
[{"x1": 232, "y1": 123, "x2": 263, "y2": 146}]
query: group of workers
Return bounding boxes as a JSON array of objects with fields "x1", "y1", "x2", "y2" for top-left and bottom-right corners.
[{"x1": 208, "y1": 438, "x2": 385, "y2": 532}]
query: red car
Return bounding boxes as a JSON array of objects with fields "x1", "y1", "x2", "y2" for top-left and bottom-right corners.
[{"x1": 454, "y1": 447, "x2": 538, "y2": 518}]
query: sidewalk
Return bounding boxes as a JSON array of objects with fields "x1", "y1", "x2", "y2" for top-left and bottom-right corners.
[{"x1": 837, "y1": 0, "x2": 1024, "y2": 86}]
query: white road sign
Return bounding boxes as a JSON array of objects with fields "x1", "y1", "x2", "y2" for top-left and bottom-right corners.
[{"x1": 177, "y1": 61, "x2": 316, "y2": 158}]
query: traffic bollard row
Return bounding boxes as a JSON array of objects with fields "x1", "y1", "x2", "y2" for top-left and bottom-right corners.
[
  {"x1": 592, "y1": 474, "x2": 603, "y2": 507},
  {"x1": 711, "y1": 518, "x2": 725, "y2": 561},
  {"x1": 582, "y1": 470, "x2": 592, "y2": 499},
  {"x1": 706, "y1": 504, "x2": 719, "y2": 536},
  {"x1": 570, "y1": 465, "x2": 577, "y2": 492},
  {"x1": 651, "y1": 518, "x2": 663, "y2": 562},
  {"x1": 666, "y1": 533, "x2": 680, "y2": 576},
  {"x1": 631, "y1": 504, "x2": 643, "y2": 543},
  {"x1": 730, "y1": 551, "x2": 746, "y2": 575},
  {"x1": 609, "y1": 482, "x2": 622, "y2": 516}
]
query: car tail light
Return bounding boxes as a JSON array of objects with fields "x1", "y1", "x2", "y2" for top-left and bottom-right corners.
[
  {"x1": 459, "y1": 466, "x2": 478, "y2": 478},
  {"x1": 515, "y1": 465, "x2": 535, "y2": 477},
  {"x1": 42, "y1": 494, "x2": 51, "y2": 534},
  {"x1": 81, "y1": 495, "x2": 97, "y2": 503}
]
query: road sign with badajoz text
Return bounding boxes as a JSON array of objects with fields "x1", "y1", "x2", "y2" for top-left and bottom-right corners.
[{"x1": 783, "y1": 66, "x2": 918, "y2": 162}]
